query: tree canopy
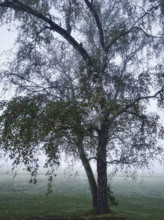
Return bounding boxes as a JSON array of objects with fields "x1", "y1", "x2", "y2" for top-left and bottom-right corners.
[{"x1": 0, "y1": 0, "x2": 164, "y2": 215}]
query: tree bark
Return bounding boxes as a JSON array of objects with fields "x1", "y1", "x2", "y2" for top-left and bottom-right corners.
[
  {"x1": 77, "y1": 137, "x2": 98, "y2": 210},
  {"x1": 97, "y1": 122, "x2": 109, "y2": 214}
]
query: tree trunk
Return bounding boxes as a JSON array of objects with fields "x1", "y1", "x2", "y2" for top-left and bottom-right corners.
[
  {"x1": 90, "y1": 70, "x2": 109, "y2": 214},
  {"x1": 97, "y1": 122, "x2": 109, "y2": 214},
  {"x1": 77, "y1": 137, "x2": 98, "y2": 210}
]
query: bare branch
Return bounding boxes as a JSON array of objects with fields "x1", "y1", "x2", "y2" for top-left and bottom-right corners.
[
  {"x1": 65, "y1": 0, "x2": 72, "y2": 35},
  {"x1": 84, "y1": 0, "x2": 106, "y2": 51},
  {"x1": 88, "y1": 157, "x2": 97, "y2": 161},
  {"x1": 107, "y1": 3, "x2": 163, "y2": 50},
  {"x1": 110, "y1": 87, "x2": 164, "y2": 123},
  {"x1": 88, "y1": 157, "x2": 138, "y2": 165},
  {"x1": 106, "y1": 159, "x2": 138, "y2": 165},
  {"x1": 30, "y1": 26, "x2": 50, "y2": 50},
  {"x1": 133, "y1": 26, "x2": 164, "y2": 39},
  {"x1": 114, "y1": 43, "x2": 147, "y2": 100}
]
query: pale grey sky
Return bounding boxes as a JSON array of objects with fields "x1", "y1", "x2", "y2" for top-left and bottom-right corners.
[{"x1": 0, "y1": 25, "x2": 17, "y2": 53}]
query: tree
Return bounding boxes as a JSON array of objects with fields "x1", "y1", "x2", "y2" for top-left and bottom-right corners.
[{"x1": 0, "y1": 0, "x2": 164, "y2": 215}]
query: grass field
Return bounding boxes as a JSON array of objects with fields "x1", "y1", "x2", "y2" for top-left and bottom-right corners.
[{"x1": 0, "y1": 170, "x2": 164, "y2": 220}]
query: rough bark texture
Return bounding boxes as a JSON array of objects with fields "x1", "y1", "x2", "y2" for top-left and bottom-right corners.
[
  {"x1": 91, "y1": 70, "x2": 110, "y2": 214},
  {"x1": 77, "y1": 137, "x2": 98, "y2": 209},
  {"x1": 97, "y1": 122, "x2": 109, "y2": 214}
]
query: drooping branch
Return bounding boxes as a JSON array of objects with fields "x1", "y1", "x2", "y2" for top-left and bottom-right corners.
[
  {"x1": 84, "y1": 0, "x2": 106, "y2": 51},
  {"x1": 0, "y1": 0, "x2": 92, "y2": 66}
]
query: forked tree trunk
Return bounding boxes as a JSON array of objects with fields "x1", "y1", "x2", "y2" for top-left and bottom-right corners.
[
  {"x1": 97, "y1": 122, "x2": 109, "y2": 214},
  {"x1": 77, "y1": 137, "x2": 98, "y2": 209},
  {"x1": 90, "y1": 69, "x2": 110, "y2": 214}
]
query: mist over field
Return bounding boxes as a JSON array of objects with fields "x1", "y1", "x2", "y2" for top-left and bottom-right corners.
[
  {"x1": 0, "y1": 168, "x2": 164, "y2": 199},
  {"x1": 0, "y1": 158, "x2": 164, "y2": 196},
  {"x1": 0, "y1": 157, "x2": 164, "y2": 219}
]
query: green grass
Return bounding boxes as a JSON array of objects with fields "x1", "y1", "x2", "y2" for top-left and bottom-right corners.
[
  {"x1": 111, "y1": 174, "x2": 164, "y2": 220},
  {"x1": 0, "y1": 171, "x2": 164, "y2": 219},
  {"x1": 112, "y1": 195, "x2": 164, "y2": 220},
  {"x1": 0, "y1": 193, "x2": 93, "y2": 217}
]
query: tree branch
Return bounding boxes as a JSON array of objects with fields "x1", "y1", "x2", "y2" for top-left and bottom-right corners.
[
  {"x1": 114, "y1": 43, "x2": 147, "y2": 100},
  {"x1": 133, "y1": 26, "x2": 164, "y2": 39},
  {"x1": 88, "y1": 157, "x2": 138, "y2": 165},
  {"x1": 30, "y1": 26, "x2": 50, "y2": 51},
  {"x1": 106, "y1": 159, "x2": 137, "y2": 165},
  {"x1": 0, "y1": 0, "x2": 92, "y2": 66},
  {"x1": 110, "y1": 87, "x2": 164, "y2": 123},
  {"x1": 106, "y1": 4, "x2": 163, "y2": 50},
  {"x1": 84, "y1": 0, "x2": 106, "y2": 51},
  {"x1": 88, "y1": 157, "x2": 97, "y2": 161}
]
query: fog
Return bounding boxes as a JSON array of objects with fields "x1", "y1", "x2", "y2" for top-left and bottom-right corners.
[{"x1": 1, "y1": 152, "x2": 164, "y2": 177}]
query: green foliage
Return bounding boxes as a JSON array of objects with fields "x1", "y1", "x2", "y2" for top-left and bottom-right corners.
[
  {"x1": 107, "y1": 185, "x2": 118, "y2": 208},
  {"x1": 0, "y1": 94, "x2": 91, "y2": 176}
]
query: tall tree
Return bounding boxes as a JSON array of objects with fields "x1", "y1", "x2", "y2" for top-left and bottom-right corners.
[{"x1": 0, "y1": 0, "x2": 164, "y2": 214}]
